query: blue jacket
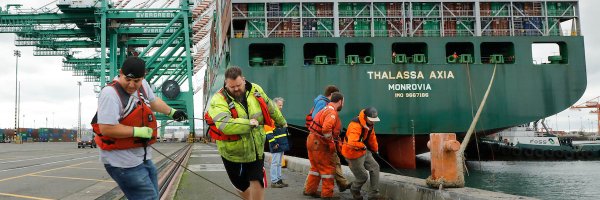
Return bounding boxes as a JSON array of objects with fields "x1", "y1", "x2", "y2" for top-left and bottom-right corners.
[
  {"x1": 266, "y1": 127, "x2": 290, "y2": 153},
  {"x1": 311, "y1": 95, "x2": 330, "y2": 119}
]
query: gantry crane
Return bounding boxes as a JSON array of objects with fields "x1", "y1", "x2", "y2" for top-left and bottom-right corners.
[
  {"x1": 0, "y1": 0, "x2": 215, "y2": 140},
  {"x1": 570, "y1": 96, "x2": 600, "y2": 135}
]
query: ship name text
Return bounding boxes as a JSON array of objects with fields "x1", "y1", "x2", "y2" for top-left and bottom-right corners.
[{"x1": 366, "y1": 71, "x2": 454, "y2": 80}]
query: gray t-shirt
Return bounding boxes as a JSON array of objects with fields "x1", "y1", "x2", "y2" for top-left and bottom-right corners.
[{"x1": 97, "y1": 78, "x2": 156, "y2": 168}]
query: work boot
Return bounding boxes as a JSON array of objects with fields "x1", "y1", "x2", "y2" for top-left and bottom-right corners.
[
  {"x1": 338, "y1": 182, "x2": 351, "y2": 192},
  {"x1": 367, "y1": 193, "x2": 387, "y2": 200},
  {"x1": 321, "y1": 196, "x2": 341, "y2": 200},
  {"x1": 303, "y1": 191, "x2": 320, "y2": 198},
  {"x1": 277, "y1": 180, "x2": 289, "y2": 187},
  {"x1": 351, "y1": 189, "x2": 363, "y2": 200},
  {"x1": 271, "y1": 181, "x2": 285, "y2": 188}
]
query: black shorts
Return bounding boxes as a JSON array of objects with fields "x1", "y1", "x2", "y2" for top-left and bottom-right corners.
[{"x1": 221, "y1": 157, "x2": 266, "y2": 192}]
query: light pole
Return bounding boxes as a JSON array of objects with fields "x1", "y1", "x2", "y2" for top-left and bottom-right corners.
[
  {"x1": 13, "y1": 50, "x2": 20, "y2": 141},
  {"x1": 78, "y1": 81, "x2": 82, "y2": 141}
]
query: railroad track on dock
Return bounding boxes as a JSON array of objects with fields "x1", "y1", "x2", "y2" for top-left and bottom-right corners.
[
  {"x1": 155, "y1": 144, "x2": 193, "y2": 200},
  {"x1": 96, "y1": 144, "x2": 193, "y2": 200}
]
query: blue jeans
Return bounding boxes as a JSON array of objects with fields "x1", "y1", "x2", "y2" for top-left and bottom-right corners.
[
  {"x1": 270, "y1": 152, "x2": 284, "y2": 182},
  {"x1": 105, "y1": 160, "x2": 158, "y2": 200}
]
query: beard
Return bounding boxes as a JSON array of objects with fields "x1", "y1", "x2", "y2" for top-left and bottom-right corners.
[
  {"x1": 228, "y1": 89, "x2": 245, "y2": 102},
  {"x1": 337, "y1": 105, "x2": 343, "y2": 111}
]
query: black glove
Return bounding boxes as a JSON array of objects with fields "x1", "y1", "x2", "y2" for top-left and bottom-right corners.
[{"x1": 169, "y1": 108, "x2": 188, "y2": 121}]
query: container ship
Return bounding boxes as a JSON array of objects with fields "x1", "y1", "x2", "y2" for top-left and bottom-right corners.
[{"x1": 204, "y1": 0, "x2": 586, "y2": 168}]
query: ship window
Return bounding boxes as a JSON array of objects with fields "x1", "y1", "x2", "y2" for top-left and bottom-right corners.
[
  {"x1": 481, "y1": 42, "x2": 515, "y2": 64},
  {"x1": 303, "y1": 43, "x2": 338, "y2": 65},
  {"x1": 532, "y1": 42, "x2": 567, "y2": 64},
  {"x1": 345, "y1": 43, "x2": 373, "y2": 65},
  {"x1": 391, "y1": 43, "x2": 428, "y2": 64},
  {"x1": 446, "y1": 43, "x2": 474, "y2": 64},
  {"x1": 248, "y1": 43, "x2": 285, "y2": 67}
]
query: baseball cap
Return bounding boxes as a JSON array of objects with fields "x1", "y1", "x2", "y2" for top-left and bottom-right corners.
[
  {"x1": 121, "y1": 57, "x2": 146, "y2": 78},
  {"x1": 364, "y1": 107, "x2": 380, "y2": 122}
]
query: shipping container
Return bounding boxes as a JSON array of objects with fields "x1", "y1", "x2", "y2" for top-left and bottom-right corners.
[
  {"x1": 481, "y1": 2, "x2": 509, "y2": 16},
  {"x1": 547, "y1": 2, "x2": 574, "y2": 16},
  {"x1": 412, "y1": 2, "x2": 439, "y2": 17},
  {"x1": 339, "y1": 18, "x2": 354, "y2": 37},
  {"x1": 248, "y1": 3, "x2": 265, "y2": 17},
  {"x1": 315, "y1": 3, "x2": 333, "y2": 17},
  {"x1": 374, "y1": 18, "x2": 387, "y2": 37},
  {"x1": 386, "y1": 2, "x2": 403, "y2": 17},
  {"x1": 373, "y1": 3, "x2": 386, "y2": 18},
  {"x1": 247, "y1": 19, "x2": 265, "y2": 38},
  {"x1": 232, "y1": 3, "x2": 247, "y2": 18},
  {"x1": 281, "y1": 3, "x2": 299, "y2": 17},
  {"x1": 387, "y1": 19, "x2": 404, "y2": 37}
]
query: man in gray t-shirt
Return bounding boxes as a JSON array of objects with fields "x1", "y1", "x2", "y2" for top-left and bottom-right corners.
[{"x1": 96, "y1": 57, "x2": 188, "y2": 200}]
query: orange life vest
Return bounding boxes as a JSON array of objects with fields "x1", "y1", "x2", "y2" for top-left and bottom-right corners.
[
  {"x1": 308, "y1": 105, "x2": 340, "y2": 138},
  {"x1": 91, "y1": 81, "x2": 157, "y2": 150},
  {"x1": 205, "y1": 88, "x2": 274, "y2": 141}
]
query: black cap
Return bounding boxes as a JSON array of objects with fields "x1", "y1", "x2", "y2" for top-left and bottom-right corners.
[
  {"x1": 364, "y1": 107, "x2": 380, "y2": 122},
  {"x1": 121, "y1": 57, "x2": 146, "y2": 78}
]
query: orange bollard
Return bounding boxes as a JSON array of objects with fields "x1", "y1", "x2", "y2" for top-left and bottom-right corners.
[{"x1": 426, "y1": 133, "x2": 463, "y2": 188}]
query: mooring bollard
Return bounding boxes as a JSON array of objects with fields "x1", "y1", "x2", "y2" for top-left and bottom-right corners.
[{"x1": 426, "y1": 133, "x2": 463, "y2": 188}]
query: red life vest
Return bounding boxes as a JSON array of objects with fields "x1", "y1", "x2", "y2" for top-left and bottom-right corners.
[
  {"x1": 305, "y1": 97, "x2": 329, "y2": 128},
  {"x1": 205, "y1": 88, "x2": 274, "y2": 141},
  {"x1": 91, "y1": 81, "x2": 157, "y2": 150}
]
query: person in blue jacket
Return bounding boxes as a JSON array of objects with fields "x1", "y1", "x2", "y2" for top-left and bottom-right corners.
[{"x1": 268, "y1": 97, "x2": 290, "y2": 188}]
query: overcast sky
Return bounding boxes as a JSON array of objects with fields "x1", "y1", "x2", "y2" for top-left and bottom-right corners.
[{"x1": 0, "y1": 1, "x2": 598, "y2": 132}]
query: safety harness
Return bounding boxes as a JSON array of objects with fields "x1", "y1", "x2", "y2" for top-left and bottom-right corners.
[
  {"x1": 205, "y1": 88, "x2": 273, "y2": 141},
  {"x1": 91, "y1": 81, "x2": 157, "y2": 151},
  {"x1": 308, "y1": 106, "x2": 336, "y2": 138},
  {"x1": 305, "y1": 96, "x2": 329, "y2": 128}
]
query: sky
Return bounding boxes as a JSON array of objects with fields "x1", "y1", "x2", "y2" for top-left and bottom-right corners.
[{"x1": 0, "y1": 1, "x2": 598, "y2": 132}]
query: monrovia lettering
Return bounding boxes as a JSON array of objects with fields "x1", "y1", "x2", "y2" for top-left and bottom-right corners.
[{"x1": 388, "y1": 84, "x2": 432, "y2": 91}]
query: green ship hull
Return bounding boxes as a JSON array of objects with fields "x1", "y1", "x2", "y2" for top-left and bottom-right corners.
[{"x1": 208, "y1": 36, "x2": 586, "y2": 135}]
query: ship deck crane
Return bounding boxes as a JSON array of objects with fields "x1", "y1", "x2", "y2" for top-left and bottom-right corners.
[{"x1": 570, "y1": 96, "x2": 600, "y2": 135}]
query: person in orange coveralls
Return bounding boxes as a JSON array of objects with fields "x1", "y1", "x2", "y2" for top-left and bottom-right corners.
[
  {"x1": 304, "y1": 92, "x2": 344, "y2": 200},
  {"x1": 341, "y1": 107, "x2": 385, "y2": 200}
]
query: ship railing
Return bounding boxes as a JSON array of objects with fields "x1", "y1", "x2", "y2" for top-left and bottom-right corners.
[
  {"x1": 443, "y1": 10, "x2": 474, "y2": 17},
  {"x1": 481, "y1": 56, "x2": 515, "y2": 64},
  {"x1": 481, "y1": 29, "x2": 511, "y2": 36},
  {"x1": 339, "y1": 30, "x2": 372, "y2": 37},
  {"x1": 267, "y1": 11, "x2": 300, "y2": 17},
  {"x1": 233, "y1": 30, "x2": 262, "y2": 38},
  {"x1": 443, "y1": 30, "x2": 474, "y2": 37},
  {"x1": 250, "y1": 58, "x2": 285, "y2": 67},
  {"x1": 303, "y1": 58, "x2": 338, "y2": 66},
  {"x1": 514, "y1": 29, "x2": 543, "y2": 36},
  {"x1": 232, "y1": 11, "x2": 266, "y2": 18},
  {"x1": 385, "y1": 10, "x2": 403, "y2": 17},
  {"x1": 302, "y1": 10, "x2": 333, "y2": 17},
  {"x1": 338, "y1": 10, "x2": 370, "y2": 17},
  {"x1": 480, "y1": 10, "x2": 510, "y2": 17},
  {"x1": 373, "y1": 30, "x2": 407, "y2": 37},
  {"x1": 412, "y1": 30, "x2": 441, "y2": 37},
  {"x1": 303, "y1": 30, "x2": 333, "y2": 37},
  {"x1": 374, "y1": 30, "x2": 389, "y2": 37},
  {"x1": 561, "y1": 30, "x2": 580, "y2": 36},
  {"x1": 268, "y1": 30, "x2": 301, "y2": 38},
  {"x1": 411, "y1": 10, "x2": 440, "y2": 17}
]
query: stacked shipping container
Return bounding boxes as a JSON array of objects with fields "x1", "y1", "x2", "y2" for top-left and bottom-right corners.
[
  {"x1": 230, "y1": 1, "x2": 578, "y2": 38},
  {"x1": 0, "y1": 128, "x2": 76, "y2": 142}
]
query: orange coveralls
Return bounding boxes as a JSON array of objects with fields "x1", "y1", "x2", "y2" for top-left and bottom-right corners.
[{"x1": 304, "y1": 104, "x2": 341, "y2": 198}]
